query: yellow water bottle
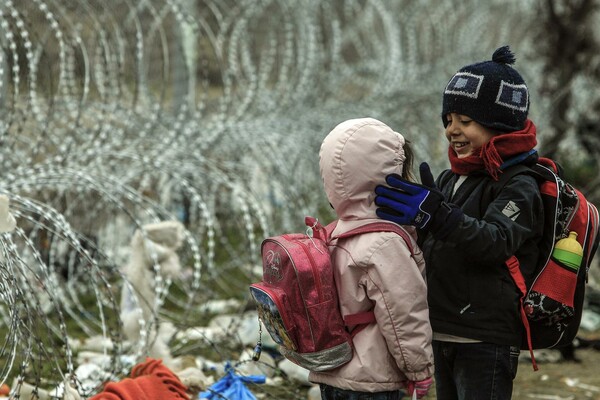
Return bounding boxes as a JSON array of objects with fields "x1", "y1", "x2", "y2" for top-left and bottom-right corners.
[{"x1": 552, "y1": 231, "x2": 583, "y2": 271}]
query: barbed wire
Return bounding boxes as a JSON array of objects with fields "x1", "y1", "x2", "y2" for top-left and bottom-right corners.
[{"x1": 0, "y1": 0, "x2": 562, "y2": 397}]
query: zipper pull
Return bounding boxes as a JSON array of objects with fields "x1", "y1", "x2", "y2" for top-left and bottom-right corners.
[
  {"x1": 252, "y1": 317, "x2": 263, "y2": 361},
  {"x1": 252, "y1": 343, "x2": 262, "y2": 361}
]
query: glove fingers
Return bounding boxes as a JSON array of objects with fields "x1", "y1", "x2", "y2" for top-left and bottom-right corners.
[
  {"x1": 374, "y1": 196, "x2": 412, "y2": 215},
  {"x1": 374, "y1": 185, "x2": 413, "y2": 203},
  {"x1": 383, "y1": 174, "x2": 423, "y2": 195},
  {"x1": 419, "y1": 162, "x2": 435, "y2": 188}
]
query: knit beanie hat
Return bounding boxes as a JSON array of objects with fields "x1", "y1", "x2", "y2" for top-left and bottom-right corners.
[{"x1": 442, "y1": 46, "x2": 529, "y2": 132}]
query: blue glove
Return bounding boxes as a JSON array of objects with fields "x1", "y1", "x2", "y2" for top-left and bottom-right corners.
[{"x1": 375, "y1": 162, "x2": 462, "y2": 239}]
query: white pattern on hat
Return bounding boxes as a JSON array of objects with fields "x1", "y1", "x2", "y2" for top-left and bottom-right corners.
[
  {"x1": 495, "y1": 80, "x2": 529, "y2": 111},
  {"x1": 444, "y1": 72, "x2": 484, "y2": 99}
]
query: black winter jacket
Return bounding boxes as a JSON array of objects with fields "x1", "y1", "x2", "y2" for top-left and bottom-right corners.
[{"x1": 420, "y1": 161, "x2": 544, "y2": 346}]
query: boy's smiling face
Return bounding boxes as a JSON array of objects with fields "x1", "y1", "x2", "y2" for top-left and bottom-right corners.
[{"x1": 445, "y1": 113, "x2": 495, "y2": 158}]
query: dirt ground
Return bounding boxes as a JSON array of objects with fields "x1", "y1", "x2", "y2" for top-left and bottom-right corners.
[
  {"x1": 425, "y1": 332, "x2": 600, "y2": 399},
  {"x1": 512, "y1": 345, "x2": 600, "y2": 400}
]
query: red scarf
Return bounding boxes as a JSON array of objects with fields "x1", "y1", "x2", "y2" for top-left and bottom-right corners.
[{"x1": 448, "y1": 119, "x2": 537, "y2": 180}]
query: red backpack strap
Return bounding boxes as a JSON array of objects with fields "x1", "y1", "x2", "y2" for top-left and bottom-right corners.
[
  {"x1": 344, "y1": 311, "x2": 377, "y2": 326},
  {"x1": 537, "y1": 157, "x2": 564, "y2": 175},
  {"x1": 506, "y1": 256, "x2": 538, "y2": 371},
  {"x1": 334, "y1": 222, "x2": 414, "y2": 255},
  {"x1": 344, "y1": 311, "x2": 377, "y2": 337}
]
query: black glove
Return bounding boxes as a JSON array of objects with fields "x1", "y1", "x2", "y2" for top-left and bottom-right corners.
[{"x1": 375, "y1": 162, "x2": 462, "y2": 239}]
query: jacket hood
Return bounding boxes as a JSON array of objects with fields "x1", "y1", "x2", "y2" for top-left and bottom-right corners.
[{"x1": 319, "y1": 118, "x2": 407, "y2": 219}]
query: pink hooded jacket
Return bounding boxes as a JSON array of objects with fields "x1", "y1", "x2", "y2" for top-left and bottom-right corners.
[{"x1": 309, "y1": 118, "x2": 434, "y2": 392}]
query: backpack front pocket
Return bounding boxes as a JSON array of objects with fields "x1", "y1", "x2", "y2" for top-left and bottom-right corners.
[{"x1": 249, "y1": 284, "x2": 298, "y2": 351}]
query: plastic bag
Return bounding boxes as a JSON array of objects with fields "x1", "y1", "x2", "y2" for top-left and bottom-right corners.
[{"x1": 199, "y1": 363, "x2": 265, "y2": 400}]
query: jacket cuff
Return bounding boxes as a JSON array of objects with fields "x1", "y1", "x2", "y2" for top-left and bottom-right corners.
[
  {"x1": 429, "y1": 203, "x2": 462, "y2": 240},
  {"x1": 403, "y1": 365, "x2": 435, "y2": 383}
]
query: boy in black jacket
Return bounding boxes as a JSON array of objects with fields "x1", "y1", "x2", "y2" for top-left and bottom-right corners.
[{"x1": 374, "y1": 46, "x2": 544, "y2": 399}]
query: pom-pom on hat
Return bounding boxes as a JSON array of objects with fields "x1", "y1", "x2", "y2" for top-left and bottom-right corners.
[{"x1": 442, "y1": 46, "x2": 529, "y2": 133}]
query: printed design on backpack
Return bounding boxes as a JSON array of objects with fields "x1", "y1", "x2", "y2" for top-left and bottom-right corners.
[
  {"x1": 524, "y1": 291, "x2": 575, "y2": 328},
  {"x1": 250, "y1": 287, "x2": 297, "y2": 350},
  {"x1": 264, "y1": 249, "x2": 283, "y2": 283},
  {"x1": 553, "y1": 178, "x2": 579, "y2": 241},
  {"x1": 249, "y1": 217, "x2": 414, "y2": 372}
]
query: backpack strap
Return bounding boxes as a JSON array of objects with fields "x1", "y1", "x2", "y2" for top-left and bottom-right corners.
[
  {"x1": 333, "y1": 222, "x2": 414, "y2": 255},
  {"x1": 308, "y1": 217, "x2": 414, "y2": 255},
  {"x1": 506, "y1": 256, "x2": 538, "y2": 371},
  {"x1": 330, "y1": 221, "x2": 415, "y2": 335},
  {"x1": 537, "y1": 156, "x2": 564, "y2": 176},
  {"x1": 344, "y1": 311, "x2": 376, "y2": 327},
  {"x1": 344, "y1": 311, "x2": 377, "y2": 338}
]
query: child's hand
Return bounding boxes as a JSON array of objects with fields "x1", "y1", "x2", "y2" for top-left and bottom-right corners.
[
  {"x1": 405, "y1": 376, "x2": 434, "y2": 399},
  {"x1": 374, "y1": 162, "x2": 444, "y2": 228},
  {"x1": 374, "y1": 163, "x2": 461, "y2": 239}
]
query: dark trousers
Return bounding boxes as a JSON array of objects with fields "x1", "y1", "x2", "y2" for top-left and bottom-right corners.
[
  {"x1": 433, "y1": 340, "x2": 520, "y2": 400},
  {"x1": 319, "y1": 384, "x2": 405, "y2": 400}
]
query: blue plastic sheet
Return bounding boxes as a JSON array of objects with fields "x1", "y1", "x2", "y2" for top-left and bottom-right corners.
[{"x1": 200, "y1": 363, "x2": 266, "y2": 400}]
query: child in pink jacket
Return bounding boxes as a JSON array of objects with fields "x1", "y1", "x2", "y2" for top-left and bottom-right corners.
[{"x1": 310, "y1": 118, "x2": 434, "y2": 399}]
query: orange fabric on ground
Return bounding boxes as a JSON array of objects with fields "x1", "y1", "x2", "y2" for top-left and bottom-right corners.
[{"x1": 90, "y1": 358, "x2": 189, "y2": 400}]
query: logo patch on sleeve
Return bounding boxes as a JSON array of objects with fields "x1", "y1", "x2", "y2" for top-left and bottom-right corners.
[{"x1": 502, "y1": 200, "x2": 521, "y2": 221}]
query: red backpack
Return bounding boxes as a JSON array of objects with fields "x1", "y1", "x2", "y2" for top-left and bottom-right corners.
[
  {"x1": 491, "y1": 157, "x2": 600, "y2": 370},
  {"x1": 249, "y1": 217, "x2": 413, "y2": 371}
]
